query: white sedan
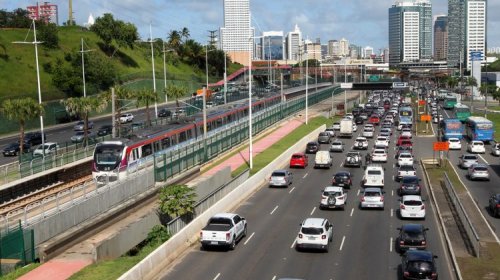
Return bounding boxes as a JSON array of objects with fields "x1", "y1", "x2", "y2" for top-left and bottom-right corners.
[
  {"x1": 401, "y1": 128, "x2": 412, "y2": 138},
  {"x1": 448, "y1": 138, "x2": 462, "y2": 150},
  {"x1": 400, "y1": 195, "x2": 426, "y2": 219},
  {"x1": 397, "y1": 152, "x2": 414, "y2": 166},
  {"x1": 375, "y1": 136, "x2": 389, "y2": 148},
  {"x1": 372, "y1": 149, "x2": 388, "y2": 163},
  {"x1": 467, "y1": 140, "x2": 486, "y2": 154}
]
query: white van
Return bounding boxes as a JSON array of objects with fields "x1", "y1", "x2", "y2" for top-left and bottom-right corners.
[
  {"x1": 362, "y1": 164, "x2": 385, "y2": 187},
  {"x1": 314, "y1": 151, "x2": 333, "y2": 169}
]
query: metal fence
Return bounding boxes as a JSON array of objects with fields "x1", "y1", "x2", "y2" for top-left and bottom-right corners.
[
  {"x1": 443, "y1": 172, "x2": 481, "y2": 257},
  {"x1": 0, "y1": 221, "x2": 35, "y2": 276}
]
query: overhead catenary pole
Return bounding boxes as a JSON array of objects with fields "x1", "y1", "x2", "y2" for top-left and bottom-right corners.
[
  {"x1": 149, "y1": 23, "x2": 158, "y2": 118},
  {"x1": 111, "y1": 87, "x2": 116, "y2": 137},
  {"x1": 79, "y1": 38, "x2": 93, "y2": 97},
  {"x1": 248, "y1": 38, "x2": 254, "y2": 169},
  {"x1": 163, "y1": 42, "x2": 167, "y2": 104},
  {"x1": 305, "y1": 51, "x2": 309, "y2": 124}
]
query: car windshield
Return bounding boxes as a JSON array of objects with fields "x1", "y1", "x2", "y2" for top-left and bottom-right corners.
[
  {"x1": 364, "y1": 191, "x2": 381, "y2": 197},
  {"x1": 402, "y1": 177, "x2": 419, "y2": 184},
  {"x1": 367, "y1": 170, "x2": 382, "y2": 175},
  {"x1": 464, "y1": 155, "x2": 477, "y2": 160},
  {"x1": 271, "y1": 171, "x2": 286, "y2": 177},
  {"x1": 473, "y1": 166, "x2": 488, "y2": 171},
  {"x1": 374, "y1": 150, "x2": 385, "y2": 154},
  {"x1": 408, "y1": 261, "x2": 434, "y2": 272},
  {"x1": 400, "y1": 154, "x2": 411, "y2": 158},
  {"x1": 399, "y1": 166, "x2": 415, "y2": 171},
  {"x1": 324, "y1": 191, "x2": 342, "y2": 197},
  {"x1": 301, "y1": 227, "x2": 324, "y2": 235},
  {"x1": 404, "y1": 200, "x2": 422, "y2": 206}
]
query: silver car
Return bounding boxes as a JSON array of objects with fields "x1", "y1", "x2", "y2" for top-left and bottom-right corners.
[
  {"x1": 459, "y1": 154, "x2": 479, "y2": 169},
  {"x1": 491, "y1": 143, "x2": 500, "y2": 157},
  {"x1": 269, "y1": 170, "x2": 293, "y2": 187},
  {"x1": 330, "y1": 140, "x2": 344, "y2": 152},
  {"x1": 467, "y1": 164, "x2": 490, "y2": 181},
  {"x1": 360, "y1": 187, "x2": 385, "y2": 209}
]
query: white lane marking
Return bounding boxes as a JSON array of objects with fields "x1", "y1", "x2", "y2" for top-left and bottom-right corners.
[
  {"x1": 213, "y1": 273, "x2": 221, "y2": 280},
  {"x1": 270, "y1": 205, "x2": 279, "y2": 215},
  {"x1": 244, "y1": 232, "x2": 255, "y2": 245},
  {"x1": 391, "y1": 190, "x2": 394, "y2": 197},
  {"x1": 310, "y1": 207, "x2": 316, "y2": 216},
  {"x1": 350, "y1": 208, "x2": 354, "y2": 217},
  {"x1": 357, "y1": 189, "x2": 360, "y2": 196},
  {"x1": 290, "y1": 239, "x2": 296, "y2": 249},
  {"x1": 339, "y1": 236, "x2": 346, "y2": 251},
  {"x1": 392, "y1": 175, "x2": 395, "y2": 181},
  {"x1": 303, "y1": 173, "x2": 308, "y2": 178},
  {"x1": 444, "y1": 109, "x2": 450, "y2": 118},
  {"x1": 289, "y1": 187, "x2": 296, "y2": 194},
  {"x1": 478, "y1": 154, "x2": 489, "y2": 165},
  {"x1": 340, "y1": 162, "x2": 344, "y2": 167},
  {"x1": 393, "y1": 163, "x2": 395, "y2": 168},
  {"x1": 391, "y1": 208, "x2": 394, "y2": 217},
  {"x1": 272, "y1": 276, "x2": 276, "y2": 280},
  {"x1": 390, "y1": 237, "x2": 393, "y2": 252}
]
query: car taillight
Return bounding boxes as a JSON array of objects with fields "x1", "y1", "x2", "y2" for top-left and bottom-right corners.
[
  {"x1": 332, "y1": 178, "x2": 336, "y2": 183},
  {"x1": 400, "y1": 240, "x2": 404, "y2": 245},
  {"x1": 380, "y1": 197, "x2": 384, "y2": 202},
  {"x1": 226, "y1": 232, "x2": 230, "y2": 241},
  {"x1": 347, "y1": 179, "x2": 352, "y2": 184},
  {"x1": 298, "y1": 233, "x2": 303, "y2": 239},
  {"x1": 401, "y1": 205, "x2": 406, "y2": 209},
  {"x1": 421, "y1": 205, "x2": 425, "y2": 210},
  {"x1": 322, "y1": 195, "x2": 327, "y2": 199},
  {"x1": 404, "y1": 272, "x2": 410, "y2": 277},
  {"x1": 361, "y1": 197, "x2": 365, "y2": 202},
  {"x1": 496, "y1": 204, "x2": 500, "y2": 208},
  {"x1": 92, "y1": 161, "x2": 97, "y2": 172},
  {"x1": 322, "y1": 235, "x2": 327, "y2": 239},
  {"x1": 200, "y1": 232, "x2": 203, "y2": 239},
  {"x1": 422, "y1": 240, "x2": 426, "y2": 245},
  {"x1": 431, "y1": 272, "x2": 437, "y2": 279}
]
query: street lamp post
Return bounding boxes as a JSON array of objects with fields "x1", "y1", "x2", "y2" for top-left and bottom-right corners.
[
  {"x1": 344, "y1": 56, "x2": 347, "y2": 113},
  {"x1": 162, "y1": 42, "x2": 174, "y2": 104},
  {"x1": 13, "y1": 19, "x2": 45, "y2": 150},
  {"x1": 223, "y1": 50, "x2": 227, "y2": 104},
  {"x1": 305, "y1": 52, "x2": 309, "y2": 124},
  {"x1": 79, "y1": 38, "x2": 93, "y2": 97},
  {"x1": 248, "y1": 37, "x2": 254, "y2": 169},
  {"x1": 137, "y1": 23, "x2": 159, "y2": 117}
]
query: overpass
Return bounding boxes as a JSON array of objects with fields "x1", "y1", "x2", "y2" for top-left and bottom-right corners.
[{"x1": 342, "y1": 81, "x2": 409, "y2": 91}]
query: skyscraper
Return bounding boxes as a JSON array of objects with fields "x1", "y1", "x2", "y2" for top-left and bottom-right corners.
[
  {"x1": 465, "y1": 0, "x2": 486, "y2": 69},
  {"x1": 434, "y1": 15, "x2": 448, "y2": 60},
  {"x1": 447, "y1": 0, "x2": 466, "y2": 68},
  {"x1": 261, "y1": 31, "x2": 285, "y2": 60},
  {"x1": 388, "y1": 0, "x2": 432, "y2": 66},
  {"x1": 220, "y1": 0, "x2": 254, "y2": 66},
  {"x1": 286, "y1": 24, "x2": 302, "y2": 61}
]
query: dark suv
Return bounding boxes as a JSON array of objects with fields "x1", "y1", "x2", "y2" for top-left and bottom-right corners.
[
  {"x1": 305, "y1": 142, "x2": 319, "y2": 154},
  {"x1": 331, "y1": 171, "x2": 352, "y2": 189},
  {"x1": 157, "y1": 108, "x2": 172, "y2": 117},
  {"x1": 24, "y1": 132, "x2": 45, "y2": 146},
  {"x1": 488, "y1": 194, "x2": 500, "y2": 217},
  {"x1": 97, "y1": 125, "x2": 113, "y2": 136},
  {"x1": 401, "y1": 250, "x2": 438, "y2": 280},
  {"x1": 396, "y1": 224, "x2": 428, "y2": 253},
  {"x1": 399, "y1": 176, "x2": 422, "y2": 196}
]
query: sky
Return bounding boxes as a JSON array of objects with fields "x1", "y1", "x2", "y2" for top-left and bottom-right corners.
[{"x1": 2, "y1": 0, "x2": 499, "y2": 54}]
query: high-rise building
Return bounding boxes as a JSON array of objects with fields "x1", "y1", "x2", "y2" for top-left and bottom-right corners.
[
  {"x1": 339, "y1": 38, "x2": 350, "y2": 56},
  {"x1": 304, "y1": 39, "x2": 322, "y2": 61},
  {"x1": 349, "y1": 44, "x2": 362, "y2": 59},
  {"x1": 220, "y1": 0, "x2": 254, "y2": 66},
  {"x1": 27, "y1": 2, "x2": 58, "y2": 25},
  {"x1": 286, "y1": 24, "x2": 302, "y2": 61},
  {"x1": 363, "y1": 46, "x2": 374, "y2": 58},
  {"x1": 434, "y1": 15, "x2": 448, "y2": 60},
  {"x1": 261, "y1": 31, "x2": 285, "y2": 60},
  {"x1": 388, "y1": 0, "x2": 432, "y2": 66},
  {"x1": 447, "y1": 0, "x2": 486, "y2": 70}
]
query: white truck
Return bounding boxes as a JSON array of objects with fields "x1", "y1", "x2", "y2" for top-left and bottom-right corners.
[
  {"x1": 339, "y1": 118, "x2": 353, "y2": 138},
  {"x1": 314, "y1": 150, "x2": 333, "y2": 169},
  {"x1": 200, "y1": 213, "x2": 247, "y2": 250}
]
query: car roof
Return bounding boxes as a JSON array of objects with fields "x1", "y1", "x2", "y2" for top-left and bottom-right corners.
[
  {"x1": 324, "y1": 186, "x2": 343, "y2": 192},
  {"x1": 402, "y1": 195, "x2": 423, "y2": 201},
  {"x1": 405, "y1": 250, "x2": 434, "y2": 261},
  {"x1": 335, "y1": 171, "x2": 351, "y2": 176},
  {"x1": 302, "y1": 217, "x2": 327, "y2": 227},
  {"x1": 364, "y1": 187, "x2": 383, "y2": 193}
]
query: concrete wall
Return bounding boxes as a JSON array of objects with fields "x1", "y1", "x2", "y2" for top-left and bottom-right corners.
[{"x1": 118, "y1": 124, "x2": 326, "y2": 280}]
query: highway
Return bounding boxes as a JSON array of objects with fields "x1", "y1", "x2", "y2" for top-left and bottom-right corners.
[{"x1": 156, "y1": 117, "x2": 455, "y2": 280}]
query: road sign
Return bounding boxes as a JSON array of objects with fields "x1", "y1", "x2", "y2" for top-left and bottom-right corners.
[
  {"x1": 421, "y1": 115, "x2": 431, "y2": 122},
  {"x1": 418, "y1": 100, "x2": 426, "y2": 106},
  {"x1": 369, "y1": 75, "x2": 380, "y2": 82},
  {"x1": 393, "y1": 82, "x2": 408, "y2": 88},
  {"x1": 433, "y1": 142, "x2": 449, "y2": 151},
  {"x1": 340, "y1": 83, "x2": 353, "y2": 89},
  {"x1": 470, "y1": 51, "x2": 483, "y2": 61}
]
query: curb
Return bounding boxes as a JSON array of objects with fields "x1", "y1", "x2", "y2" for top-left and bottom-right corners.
[{"x1": 421, "y1": 159, "x2": 463, "y2": 280}]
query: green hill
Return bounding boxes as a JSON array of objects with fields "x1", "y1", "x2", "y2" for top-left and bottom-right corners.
[{"x1": 0, "y1": 26, "x2": 224, "y2": 102}]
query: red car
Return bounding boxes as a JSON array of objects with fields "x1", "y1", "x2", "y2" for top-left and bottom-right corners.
[
  {"x1": 397, "y1": 136, "x2": 411, "y2": 146},
  {"x1": 290, "y1": 153, "x2": 308, "y2": 168},
  {"x1": 369, "y1": 115, "x2": 380, "y2": 126},
  {"x1": 400, "y1": 140, "x2": 413, "y2": 148}
]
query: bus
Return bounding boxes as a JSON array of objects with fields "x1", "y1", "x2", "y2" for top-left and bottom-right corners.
[
  {"x1": 397, "y1": 106, "x2": 413, "y2": 130},
  {"x1": 437, "y1": 89, "x2": 449, "y2": 101},
  {"x1": 453, "y1": 103, "x2": 471, "y2": 122},
  {"x1": 464, "y1": 116, "x2": 494, "y2": 142},
  {"x1": 443, "y1": 94, "x2": 458, "y2": 110},
  {"x1": 439, "y1": 118, "x2": 464, "y2": 140}
]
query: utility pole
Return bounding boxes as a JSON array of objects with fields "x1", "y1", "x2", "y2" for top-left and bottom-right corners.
[{"x1": 79, "y1": 38, "x2": 93, "y2": 97}]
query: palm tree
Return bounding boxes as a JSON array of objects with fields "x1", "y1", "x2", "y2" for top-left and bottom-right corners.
[
  {"x1": 1, "y1": 98, "x2": 44, "y2": 155},
  {"x1": 167, "y1": 30, "x2": 181, "y2": 53},
  {"x1": 159, "y1": 184, "x2": 196, "y2": 221},
  {"x1": 165, "y1": 84, "x2": 188, "y2": 112},
  {"x1": 131, "y1": 88, "x2": 158, "y2": 126},
  {"x1": 61, "y1": 95, "x2": 108, "y2": 146},
  {"x1": 180, "y1": 27, "x2": 190, "y2": 42}
]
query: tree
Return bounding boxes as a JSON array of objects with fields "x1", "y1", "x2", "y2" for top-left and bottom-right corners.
[
  {"x1": 180, "y1": 27, "x2": 190, "y2": 42},
  {"x1": 60, "y1": 95, "x2": 108, "y2": 146},
  {"x1": 491, "y1": 86, "x2": 500, "y2": 103},
  {"x1": 1, "y1": 98, "x2": 44, "y2": 154},
  {"x1": 90, "y1": 13, "x2": 138, "y2": 56},
  {"x1": 37, "y1": 21, "x2": 59, "y2": 49},
  {"x1": 131, "y1": 88, "x2": 158, "y2": 126},
  {"x1": 158, "y1": 184, "x2": 196, "y2": 219},
  {"x1": 167, "y1": 30, "x2": 182, "y2": 53},
  {"x1": 165, "y1": 84, "x2": 188, "y2": 111}
]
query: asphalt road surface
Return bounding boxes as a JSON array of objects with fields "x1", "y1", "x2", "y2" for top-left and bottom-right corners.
[{"x1": 155, "y1": 119, "x2": 455, "y2": 280}]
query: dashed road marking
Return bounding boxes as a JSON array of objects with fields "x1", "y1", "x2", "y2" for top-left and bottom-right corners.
[
  {"x1": 357, "y1": 189, "x2": 360, "y2": 196},
  {"x1": 350, "y1": 208, "x2": 354, "y2": 217},
  {"x1": 244, "y1": 232, "x2": 255, "y2": 245},
  {"x1": 391, "y1": 190, "x2": 394, "y2": 197},
  {"x1": 390, "y1": 237, "x2": 393, "y2": 252},
  {"x1": 290, "y1": 239, "x2": 296, "y2": 249},
  {"x1": 213, "y1": 273, "x2": 221, "y2": 280},
  {"x1": 270, "y1": 205, "x2": 279, "y2": 215},
  {"x1": 310, "y1": 207, "x2": 316, "y2": 216},
  {"x1": 303, "y1": 173, "x2": 308, "y2": 178},
  {"x1": 289, "y1": 187, "x2": 296, "y2": 194},
  {"x1": 391, "y1": 208, "x2": 394, "y2": 217},
  {"x1": 339, "y1": 236, "x2": 346, "y2": 251},
  {"x1": 478, "y1": 154, "x2": 489, "y2": 165}
]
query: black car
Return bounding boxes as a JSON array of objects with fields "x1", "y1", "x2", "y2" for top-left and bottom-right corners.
[
  {"x1": 24, "y1": 131, "x2": 45, "y2": 146},
  {"x1": 352, "y1": 107, "x2": 362, "y2": 117},
  {"x1": 305, "y1": 142, "x2": 319, "y2": 154},
  {"x1": 331, "y1": 171, "x2": 353, "y2": 189},
  {"x1": 396, "y1": 224, "x2": 428, "y2": 253},
  {"x1": 488, "y1": 194, "x2": 500, "y2": 217},
  {"x1": 354, "y1": 116, "x2": 364, "y2": 125},
  {"x1": 158, "y1": 108, "x2": 172, "y2": 117},
  {"x1": 401, "y1": 250, "x2": 438, "y2": 280},
  {"x1": 2, "y1": 142, "x2": 31, "y2": 157},
  {"x1": 399, "y1": 176, "x2": 422, "y2": 196},
  {"x1": 97, "y1": 125, "x2": 113, "y2": 136}
]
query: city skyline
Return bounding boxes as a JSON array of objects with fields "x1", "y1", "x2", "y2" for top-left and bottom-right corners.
[{"x1": 1, "y1": 0, "x2": 499, "y2": 55}]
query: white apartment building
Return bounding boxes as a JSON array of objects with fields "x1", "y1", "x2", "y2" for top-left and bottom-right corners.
[
  {"x1": 339, "y1": 38, "x2": 349, "y2": 56},
  {"x1": 220, "y1": 0, "x2": 255, "y2": 65},
  {"x1": 465, "y1": 0, "x2": 486, "y2": 69},
  {"x1": 403, "y1": 12, "x2": 420, "y2": 62},
  {"x1": 286, "y1": 24, "x2": 302, "y2": 61}
]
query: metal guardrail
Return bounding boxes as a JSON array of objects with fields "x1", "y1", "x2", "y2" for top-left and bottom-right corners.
[{"x1": 443, "y1": 172, "x2": 481, "y2": 257}]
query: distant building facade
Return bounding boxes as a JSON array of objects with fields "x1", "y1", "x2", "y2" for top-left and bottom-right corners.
[
  {"x1": 261, "y1": 31, "x2": 285, "y2": 60},
  {"x1": 27, "y1": 2, "x2": 58, "y2": 25},
  {"x1": 286, "y1": 24, "x2": 302, "y2": 61},
  {"x1": 434, "y1": 15, "x2": 448, "y2": 60},
  {"x1": 220, "y1": 0, "x2": 254, "y2": 66}
]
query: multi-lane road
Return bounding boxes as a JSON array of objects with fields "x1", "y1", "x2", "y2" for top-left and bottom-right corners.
[{"x1": 155, "y1": 118, "x2": 455, "y2": 280}]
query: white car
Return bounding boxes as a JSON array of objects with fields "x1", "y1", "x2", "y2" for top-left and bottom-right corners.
[
  {"x1": 467, "y1": 140, "x2": 486, "y2": 154},
  {"x1": 119, "y1": 113, "x2": 134, "y2": 123},
  {"x1": 295, "y1": 218, "x2": 333, "y2": 252},
  {"x1": 448, "y1": 138, "x2": 462, "y2": 150},
  {"x1": 344, "y1": 113, "x2": 354, "y2": 120},
  {"x1": 433, "y1": 114, "x2": 443, "y2": 124},
  {"x1": 330, "y1": 140, "x2": 344, "y2": 152},
  {"x1": 332, "y1": 122, "x2": 341, "y2": 131},
  {"x1": 401, "y1": 128, "x2": 412, "y2": 138},
  {"x1": 384, "y1": 115, "x2": 394, "y2": 124},
  {"x1": 400, "y1": 195, "x2": 426, "y2": 219},
  {"x1": 375, "y1": 136, "x2": 389, "y2": 148},
  {"x1": 492, "y1": 143, "x2": 500, "y2": 156},
  {"x1": 319, "y1": 186, "x2": 347, "y2": 210},
  {"x1": 354, "y1": 137, "x2": 369, "y2": 150},
  {"x1": 363, "y1": 164, "x2": 385, "y2": 187},
  {"x1": 33, "y1": 142, "x2": 59, "y2": 157},
  {"x1": 372, "y1": 149, "x2": 388, "y2": 163},
  {"x1": 362, "y1": 127, "x2": 374, "y2": 138},
  {"x1": 397, "y1": 152, "x2": 414, "y2": 166},
  {"x1": 360, "y1": 187, "x2": 385, "y2": 209},
  {"x1": 352, "y1": 123, "x2": 358, "y2": 132}
]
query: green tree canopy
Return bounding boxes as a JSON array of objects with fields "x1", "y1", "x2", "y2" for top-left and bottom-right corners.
[
  {"x1": 90, "y1": 13, "x2": 138, "y2": 56},
  {"x1": 165, "y1": 84, "x2": 188, "y2": 110},
  {"x1": 37, "y1": 21, "x2": 59, "y2": 49},
  {"x1": 158, "y1": 184, "x2": 196, "y2": 219}
]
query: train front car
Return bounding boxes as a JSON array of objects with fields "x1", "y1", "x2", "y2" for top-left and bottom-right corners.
[{"x1": 92, "y1": 140, "x2": 128, "y2": 184}]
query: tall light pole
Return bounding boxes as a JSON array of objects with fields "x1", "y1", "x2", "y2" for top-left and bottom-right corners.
[
  {"x1": 162, "y1": 42, "x2": 171, "y2": 104},
  {"x1": 137, "y1": 23, "x2": 159, "y2": 117},
  {"x1": 79, "y1": 38, "x2": 93, "y2": 97},
  {"x1": 13, "y1": 19, "x2": 45, "y2": 150},
  {"x1": 344, "y1": 56, "x2": 347, "y2": 113},
  {"x1": 305, "y1": 51, "x2": 309, "y2": 124},
  {"x1": 248, "y1": 37, "x2": 254, "y2": 169},
  {"x1": 223, "y1": 49, "x2": 227, "y2": 104}
]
